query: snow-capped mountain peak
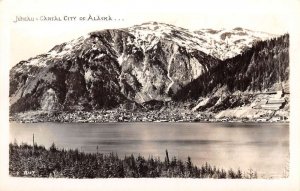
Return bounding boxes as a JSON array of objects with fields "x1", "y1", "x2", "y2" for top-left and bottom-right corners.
[
  {"x1": 127, "y1": 22, "x2": 277, "y2": 60},
  {"x1": 194, "y1": 27, "x2": 277, "y2": 59},
  {"x1": 127, "y1": 22, "x2": 212, "y2": 53}
]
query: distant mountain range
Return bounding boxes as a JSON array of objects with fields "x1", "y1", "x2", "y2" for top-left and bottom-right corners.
[{"x1": 9, "y1": 22, "x2": 289, "y2": 114}]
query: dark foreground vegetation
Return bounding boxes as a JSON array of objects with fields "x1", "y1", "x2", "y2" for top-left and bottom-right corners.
[{"x1": 9, "y1": 143, "x2": 257, "y2": 178}]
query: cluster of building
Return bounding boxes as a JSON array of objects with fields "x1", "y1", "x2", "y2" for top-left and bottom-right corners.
[
  {"x1": 52, "y1": 110, "x2": 209, "y2": 123},
  {"x1": 213, "y1": 116, "x2": 288, "y2": 123},
  {"x1": 12, "y1": 109, "x2": 213, "y2": 123},
  {"x1": 252, "y1": 91, "x2": 286, "y2": 110},
  {"x1": 10, "y1": 90, "x2": 289, "y2": 123},
  {"x1": 11, "y1": 108, "x2": 288, "y2": 123}
]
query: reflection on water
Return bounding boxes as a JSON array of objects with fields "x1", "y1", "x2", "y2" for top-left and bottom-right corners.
[{"x1": 10, "y1": 122, "x2": 289, "y2": 178}]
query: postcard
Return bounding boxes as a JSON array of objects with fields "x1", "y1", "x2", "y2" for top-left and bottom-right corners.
[{"x1": 0, "y1": 0, "x2": 299, "y2": 190}]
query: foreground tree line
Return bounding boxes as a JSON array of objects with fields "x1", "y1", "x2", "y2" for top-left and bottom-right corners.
[{"x1": 9, "y1": 143, "x2": 257, "y2": 178}]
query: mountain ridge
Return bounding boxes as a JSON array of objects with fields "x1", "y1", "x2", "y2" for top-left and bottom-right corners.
[{"x1": 9, "y1": 22, "x2": 289, "y2": 118}]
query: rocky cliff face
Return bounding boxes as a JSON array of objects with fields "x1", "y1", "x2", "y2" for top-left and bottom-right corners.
[{"x1": 9, "y1": 22, "x2": 288, "y2": 114}]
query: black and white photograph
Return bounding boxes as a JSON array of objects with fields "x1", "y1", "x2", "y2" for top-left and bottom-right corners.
[{"x1": 0, "y1": 0, "x2": 300, "y2": 190}]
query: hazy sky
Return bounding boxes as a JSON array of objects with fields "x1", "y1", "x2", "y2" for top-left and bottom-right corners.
[{"x1": 5, "y1": 0, "x2": 298, "y2": 68}]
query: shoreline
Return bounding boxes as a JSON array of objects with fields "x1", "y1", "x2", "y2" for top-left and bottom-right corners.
[
  {"x1": 10, "y1": 120, "x2": 290, "y2": 124},
  {"x1": 9, "y1": 109, "x2": 289, "y2": 124}
]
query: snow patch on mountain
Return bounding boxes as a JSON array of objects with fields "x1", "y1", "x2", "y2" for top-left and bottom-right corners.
[
  {"x1": 128, "y1": 22, "x2": 277, "y2": 60},
  {"x1": 189, "y1": 57, "x2": 204, "y2": 79},
  {"x1": 117, "y1": 53, "x2": 126, "y2": 65},
  {"x1": 192, "y1": 98, "x2": 210, "y2": 111},
  {"x1": 84, "y1": 69, "x2": 93, "y2": 82},
  {"x1": 166, "y1": 47, "x2": 177, "y2": 94},
  {"x1": 24, "y1": 57, "x2": 47, "y2": 67}
]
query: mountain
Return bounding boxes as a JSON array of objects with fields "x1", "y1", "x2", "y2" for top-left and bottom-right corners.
[
  {"x1": 174, "y1": 34, "x2": 289, "y2": 114},
  {"x1": 9, "y1": 22, "x2": 289, "y2": 115},
  {"x1": 174, "y1": 34, "x2": 289, "y2": 100}
]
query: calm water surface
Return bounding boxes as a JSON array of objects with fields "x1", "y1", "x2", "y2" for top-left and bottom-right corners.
[{"x1": 10, "y1": 122, "x2": 289, "y2": 178}]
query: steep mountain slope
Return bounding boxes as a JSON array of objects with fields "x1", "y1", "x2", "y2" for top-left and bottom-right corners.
[
  {"x1": 174, "y1": 34, "x2": 289, "y2": 112},
  {"x1": 9, "y1": 22, "x2": 286, "y2": 114}
]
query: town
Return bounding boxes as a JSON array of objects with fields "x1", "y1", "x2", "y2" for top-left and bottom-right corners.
[
  {"x1": 10, "y1": 108, "x2": 288, "y2": 124},
  {"x1": 10, "y1": 90, "x2": 289, "y2": 124}
]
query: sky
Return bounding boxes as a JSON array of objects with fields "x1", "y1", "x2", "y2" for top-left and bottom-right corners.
[{"x1": 2, "y1": 0, "x2": 298, "y2": 68}]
